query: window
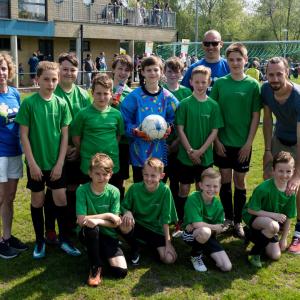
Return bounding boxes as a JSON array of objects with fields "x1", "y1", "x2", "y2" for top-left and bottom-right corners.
[
  {"x1": 69, "y1": 40, "x2": 90, "y2": 52},
  {"x1": 0, "y1": 38, "x2": 22, "y2": 51},
  {"x1": 0, "y1": 0, "x2": 9, "y2": 18},
  {"x1": 18, "y1": 0, "x2": 46, "y2": 21}
]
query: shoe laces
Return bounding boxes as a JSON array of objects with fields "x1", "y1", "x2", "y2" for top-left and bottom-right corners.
[{"x1": 194, "y1": 255, "x2": 204, "y2": 265}]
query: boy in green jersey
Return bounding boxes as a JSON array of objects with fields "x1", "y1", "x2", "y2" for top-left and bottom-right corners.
[
  {"x1": 176, "y1": 66, "x2": 223, "y2": 231},
  {"x1": 120, "y1": 157, "x2": 178, "y2": 265},
  {"x1": 44, "y1": 53, "x2": 92, "y2": 244},
  {"x1": 111, "y1": 54, "x2": 133, "y2": 200},
  {"x1": 163, "y1": 57, "x2": 192, "y2": 207},
  {"x1": 210, "y1": 43, "x2": 261, "y2": 238},
  {"x1": 182, "y1": 168, "x2": 232, "y2": 272},
  {"x1": 243, "y1": 151, "x2": 296, "y2": 268},
  {"x1": 72, "y1": 73, "x2": 124, "y2": 192},
  {"x1": 16, "y1": 61, "x2": 81, "y2": 259},
  {"x1": 76, "y1": 153, "x2": 127, "y2": 287}
]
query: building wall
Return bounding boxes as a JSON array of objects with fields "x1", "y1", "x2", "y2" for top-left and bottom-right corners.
[{"x1": 54, "y1": 21, "x2": 176, "y2": 42}]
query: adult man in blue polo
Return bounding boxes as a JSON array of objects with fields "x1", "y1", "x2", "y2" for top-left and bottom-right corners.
[{"x1": 181, "y1": 29, "x2": 230, "y2": 93}]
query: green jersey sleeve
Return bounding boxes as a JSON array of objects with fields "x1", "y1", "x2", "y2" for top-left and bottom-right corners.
[
  {"x1": 76, "y1": 185, "x2": 88, "y2": 216},
  {"x1": 159, "y1": 186, "x2": 178, "y2": 225},
  {"x1": 71, "y1": 108, "x2": 86, "y2": 137}
]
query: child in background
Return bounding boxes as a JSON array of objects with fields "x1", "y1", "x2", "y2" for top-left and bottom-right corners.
[
  {"x1": 163, "y1": 56, "x2": 192, "y2": 202},
  {"x1": 182, "y1": 168, "x2": 231, "y2": 272},
  {"x1": 243, "y1": 151, "x2": 296, "y2": 268},
  {"x1": 120, "y1": 157, "x2": 178, "y2": 265},
  {"x1": 111, "y1": 54, "x2": 133, "y2": 200},
  {"x1": 72, "y1": 73, "x2": 124, "y2": 193},
  {"x1": 76, "y1": 153, "x2": 127, "y2": 287},
  {"x1": 175, "y1": 66, "x2": 223, "y2": 233},
  {"x1": 16, "y1": 61, "x2": 81, "y2": 259},
  {"x1": 120, "y1": 56, "x2": 179, "y2": 183}
]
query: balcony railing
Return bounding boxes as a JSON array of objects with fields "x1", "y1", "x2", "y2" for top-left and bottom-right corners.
[{"x1": 54, "y1": 1, "x2": 176, "y2": 29}]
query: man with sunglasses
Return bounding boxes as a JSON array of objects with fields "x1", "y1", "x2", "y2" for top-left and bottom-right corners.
[{"x1": 181, "y1": 30, "x2": 230, "y2": 94}]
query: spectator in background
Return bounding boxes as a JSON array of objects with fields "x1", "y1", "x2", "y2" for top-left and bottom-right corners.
[
  {"x1": 18, "y1": 63, "x2": 24, "y2": 87},
  {"x1": 96, "y1": 52, "x2": 107, "y2": 72},
  {"x1": 246, "y1": 60, "x2": 262, "y2": 82},
  {"x1": 84, "y1": 53, "x2": 96, "y2": 89},
  {"x1": 28, "y1": 52, "x2": 39, "y2": 87},
  {"x1": 181, "y1": 30, "x2": 230, "y2": 94}
]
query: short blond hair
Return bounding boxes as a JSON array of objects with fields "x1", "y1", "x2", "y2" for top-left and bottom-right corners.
[
  {"x1": 89, "y1": 153, "x2": 114, "y2": 173},
  {"x1": 201, "y1": 168, "x2": 221, "y2": 182},
  {"x1": 91, "y1": 73, "x2": 113, "y2": 92},
  {"x1": 191, "y1": 65, "x2": 211, "y2": 80},
  {"x1": 0, "y1": 52, "x2": 16, "y2": 81},
  {"x1": 143, "y1": 157, "x2": 164, "y2": 173},
  {"x1": 37, "y1": 61, "x2": 59, "y2": 77}
]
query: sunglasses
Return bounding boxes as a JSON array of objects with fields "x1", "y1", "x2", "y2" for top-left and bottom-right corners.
[{"x1": 203, "y1": 41, "x2": 220, "y2": 47}]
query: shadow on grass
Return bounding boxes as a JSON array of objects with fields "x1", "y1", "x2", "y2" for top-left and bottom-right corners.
[
  {"x1": 0, "y1": 241, "x2": 87, "y2": 300},
  {"x1": 130, "y1": 237, "x2": 260, "y2": 298}
]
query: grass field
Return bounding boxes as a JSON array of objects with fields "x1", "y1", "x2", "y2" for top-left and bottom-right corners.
[{"x1": 1, "y1": 85, "x2": 300, "y2": 300}]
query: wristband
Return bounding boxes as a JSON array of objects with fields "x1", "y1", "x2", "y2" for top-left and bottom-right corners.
[{"x1": 187, "y1": 148, "x2": 194, "y2": 154}]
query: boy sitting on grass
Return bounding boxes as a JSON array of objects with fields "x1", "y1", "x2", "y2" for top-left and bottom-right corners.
[
  {"x1": 16, "y1": 61, "x2": 81, "y2": 259},
  {"x1": 182, "y1": 168, "x2": 232, "y2": 272},
  {"x1": 243, "y1": 151, "x2": 297, "y2": 268},
  {"x1": 120, "y1": 157, "x2": 178, "y2": 265},
  {"x1": 76, "y1": 153, "x2": 127, "y2": 287}
]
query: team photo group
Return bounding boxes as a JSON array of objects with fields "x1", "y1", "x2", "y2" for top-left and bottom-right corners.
[{"x1": 0, "y1": 29, "x2": 299, "y2": 287}]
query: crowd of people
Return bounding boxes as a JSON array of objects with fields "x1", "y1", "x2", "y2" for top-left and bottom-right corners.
[{"x1": 0, "y1": 29, "x2": 299, "y2": 288}]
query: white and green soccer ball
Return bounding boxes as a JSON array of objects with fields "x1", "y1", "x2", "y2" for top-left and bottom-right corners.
[{"x1": 141, "y1": 114, "x2": 168, "y2": 140}]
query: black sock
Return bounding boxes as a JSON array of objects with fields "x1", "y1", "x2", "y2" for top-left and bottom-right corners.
[
  {"x1": 249, "y1": 229, "x2": 271, "y2": 255},
  {"x1": 44, "y1": 188, "x2": 56, "y2": 233},
  {"x1": 234, "y1": 188, "x2": 246, "y2": 224},
  {"x1": 56, "y1": 205, "x2": 68, "y2": 242},
  {"x1": 294, "y1": 219, "x2": 300, "y2": 235},
  {"x1": 84, "y1": 227, "x2": 104, "y2": 268},
  {"x1": 66, "y1": 190, "x2": 77, "y2": 231},
  {"x1": 175, "y1": 196, "x2": 187, "y2": 222},
  {"x1": 220, "y1": 182, "x2": 233, "y2": 220},
  {"x1": 31, "y1": 205, "x2": 45, "y2": 242}
]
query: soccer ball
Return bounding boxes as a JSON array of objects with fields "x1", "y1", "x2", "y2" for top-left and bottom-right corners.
[{"x1": 141, "y1": 114, "x2": 168, "y2": 140}]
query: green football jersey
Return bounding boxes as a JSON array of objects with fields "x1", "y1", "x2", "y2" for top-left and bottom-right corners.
[
  {"x1": 121, "y1": 182, "x2": 178, "y2": 236},
  {"x1": 15, "y1": 93, "x2": 71, "y2": 170},
  {"x1": 183, "y1": 191, "x2": 224, "y2": 228},
  {"x1": 210, "y1": 74, "x2": 261, "y2": 147},
  {"x1": 72, "y1": 104, "x2": 124, "y2": 174},
  {"x1": 242, "y1": 179, "x2": 296, "y2": 226},
  {"x1": 176, "y1": 95, "x2": 223, "y2": 166},
  {"x1": 76, "y1": 182, "x2": 120, "y2": 239}
]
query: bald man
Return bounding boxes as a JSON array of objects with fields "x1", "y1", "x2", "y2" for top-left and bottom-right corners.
[{"x1": 181, "y1": 29, "x2": 230, "y2": 93}]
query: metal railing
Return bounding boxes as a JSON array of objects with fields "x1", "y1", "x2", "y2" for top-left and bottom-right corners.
[{"x1": 54, "y1": 1, "x2": 176, "y2": 29}]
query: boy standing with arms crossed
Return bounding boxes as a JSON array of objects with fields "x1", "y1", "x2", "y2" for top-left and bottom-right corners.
[
  {"x1": 120, "y1": 56, "x2": 179, "y2": 183},
  {"x1": 210, "y1": 43, "x2": 261, "y2": 238},
  {"x1": 243, "y1": 151, "x2": 296, "y2": 267},
  {"x1": 120, "y1": 157, "x2": 178, "y2": 265},
  {"x1": 16, "y1": 61, "x2": 81, "y2": 259},
  {"x1": 175, "y1": 66, "x2": 223, "y2": 228}
]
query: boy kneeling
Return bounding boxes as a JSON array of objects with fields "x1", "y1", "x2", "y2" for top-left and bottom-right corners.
[
  {"x1": 76, "y1": 153, "x2": 127, "y2": 287},
  {"x1": 120, "y1": 157, "x2": 178, "y2": 265},
  {"x1": 182, "y1": 168, "x2": 232, "y2": 272},
  {"x1": 243, "y1": 151, "x2": 297, "y2": 268}
]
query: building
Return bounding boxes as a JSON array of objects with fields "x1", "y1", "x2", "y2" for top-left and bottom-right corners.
[{"x1": 0, "y1": 0, "x2": 176, "y2": 86}]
